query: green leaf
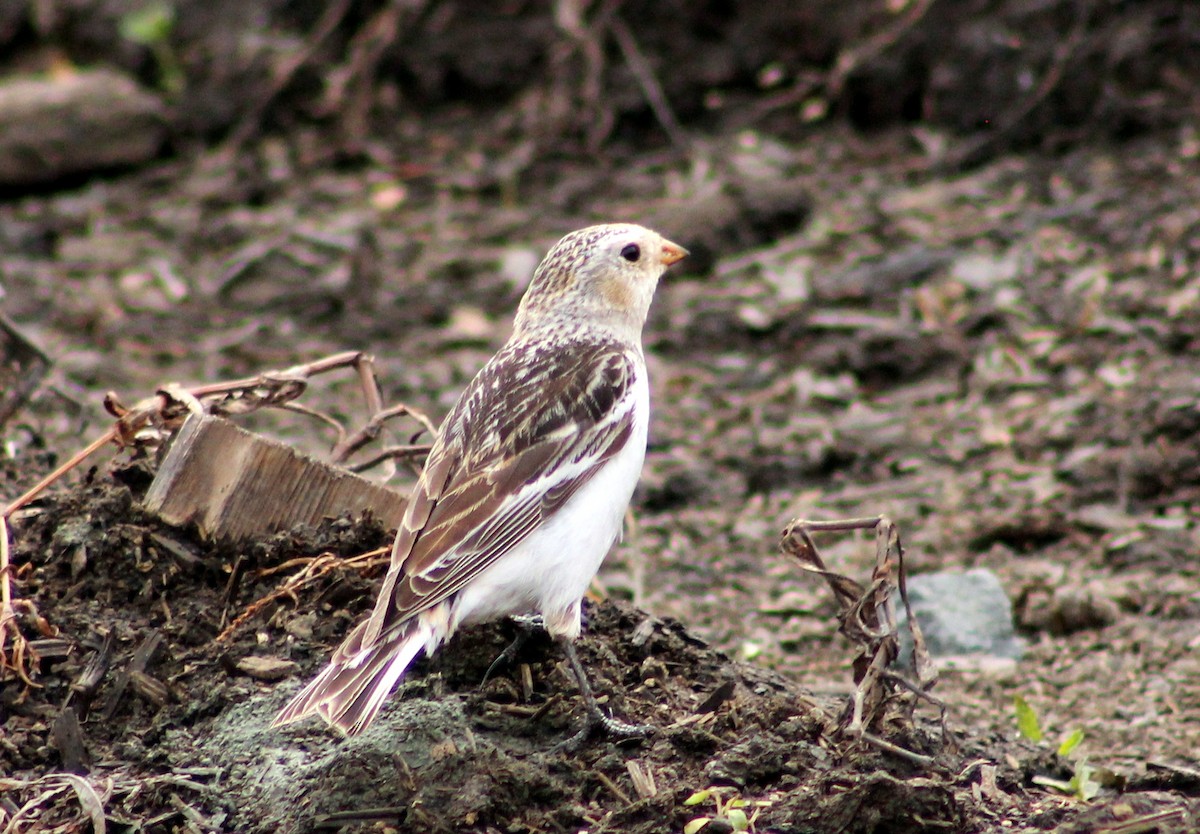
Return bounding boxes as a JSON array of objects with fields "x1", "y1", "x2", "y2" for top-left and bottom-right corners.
[
  {"x1": 1013, "y1": 695, "x2": 1043, "y2": 742},
  {"x1": 683, "y1": 790, "x2": 711, "y2": 807},
  {"x1": 726, "y1": 808, "x2": 750, "y2": 831},
  {"x1": 1057, "y1": 728, "x2": 1084, "y2": 758},
  {"x1": 684, "y1": 818, "x2": 711, "y2": 834},
  {"x1": 1070, "y1": 763, "x2": 1102, "y2": 801},
  {"x1": 120, "y1": 2, "x2": 175, "y2": 45}
]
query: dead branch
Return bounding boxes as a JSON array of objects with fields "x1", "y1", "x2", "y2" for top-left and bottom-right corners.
[
  {"x1": 548, "y1": 0, "x2": 618, "y2": 150},
  {"x1": 330, "y1": 402, "x2": 437, "y2": 465},
  {"x1": 220, "y1": 0, "x2": 355, "y2": 154},
  {"x1": 780, "y1": 515, "x2": 941, "y2": 751},
  {"x1": 826, "y1": 0, "x2": 937, "y2": 100},
  {"x1": 938, "y1": 0, "x2": 1092, "y2": 171},
  {"x1": 318, "y1": 1, "x2": 419, "y2": 150},
  {"x1": 345, "y1": 444, "x2": 434, "y2": 474},
  {"x1": 736, "y1": 0, "x2": 936, "y2": 130}
]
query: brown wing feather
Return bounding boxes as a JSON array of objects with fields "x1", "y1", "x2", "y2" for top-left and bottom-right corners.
[
  {"x1": 361, "y1": 337, "x2": 637, "y2": 645},
  {"x1": 401, "y1": 416, "x2": 632, "y2": 606},
  {"x1": 359, "y1": 446, "x2": 457, "y2": 649}
]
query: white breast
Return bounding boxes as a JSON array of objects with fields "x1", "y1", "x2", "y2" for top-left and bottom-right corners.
[{"x1": 450, "y1": 370, "x2": 649, "y2": 639}]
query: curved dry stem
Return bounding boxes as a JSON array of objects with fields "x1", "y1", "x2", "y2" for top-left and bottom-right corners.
[{"x1": 0, "y1": 513, "x2": 40, "y2": 689}]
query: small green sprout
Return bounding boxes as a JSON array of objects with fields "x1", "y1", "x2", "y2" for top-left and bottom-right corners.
[
  {"x1": 682, "y1": 786, "x2": 770, "y2": 833},
  {"x1": 1013, "y1": 695, "x2": 1117, "y2": 801},
  {"x1": 119, "y1": 2, "x2": 185, "y2": 94},
  {"x1": 1013, "y1": 694, "x2": 1043, "y2": 742}
]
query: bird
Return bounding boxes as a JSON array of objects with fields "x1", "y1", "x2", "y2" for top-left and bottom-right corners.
[{"x1": 273, "y1": 223, "x2": 687, "y2": 739}]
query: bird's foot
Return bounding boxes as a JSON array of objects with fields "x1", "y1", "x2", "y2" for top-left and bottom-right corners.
[
  {"x1": 594, "y1": 713, "x2": 652, "y2": 739},
  {"x1": 555, "y1": 709, "x2": 651, "y2": 753},
  {"x1": 481, "y1": 614, "x2": 545, "y2": 688},
  {"x1": 552, "y1": 636, "x2": 651, "y2": 752}
]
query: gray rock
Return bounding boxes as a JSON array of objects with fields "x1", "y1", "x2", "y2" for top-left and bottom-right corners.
[
  {"x1": 898, "y1": 568, "x2": 1023, "y2": 661},
  {"x1": 0, "y1": 69, "x2": 166, "y2": 186}
]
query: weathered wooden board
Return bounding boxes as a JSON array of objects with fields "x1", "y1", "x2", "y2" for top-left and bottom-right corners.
[{"x1": 143, "y1": 413, "x2": 406, "y2": 541}]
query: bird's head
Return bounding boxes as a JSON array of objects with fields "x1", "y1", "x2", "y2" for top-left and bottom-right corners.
[{"x1": 514, "y1": 223, "x2": 687, "y2": 341}]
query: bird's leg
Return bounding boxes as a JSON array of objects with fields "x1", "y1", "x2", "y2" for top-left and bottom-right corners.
[
  {"x1": 556, "y1": 636, "x2": 651, "y2": 750},
  {"x1": 481, "y1": 614, "x2": 545, "y2": 687}
]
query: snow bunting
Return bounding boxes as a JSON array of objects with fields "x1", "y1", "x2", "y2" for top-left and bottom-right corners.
[{"x1": 274, "y1": 223, "x2": 687, "y2": 738}]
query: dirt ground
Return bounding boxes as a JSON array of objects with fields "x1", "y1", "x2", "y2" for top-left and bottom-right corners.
[{"x1": 2, "y1": 2, "x2": 1199, "y2": 832}]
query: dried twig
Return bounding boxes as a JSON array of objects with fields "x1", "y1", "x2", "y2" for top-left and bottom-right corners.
[
  {"x1": 345, "y1": 444, "x2": 434, "y2": 474},
  {"x1": 312, "y1": 807, "x2": 408, "y2": 829},
  {"x1": 220, "y1": 0, "x2": 355, "y2": 153},
  {"x1": 736, "y1": 0, "x2": 935, "y2": 130},
  {"x1": 826, "y1": 0, "x2": 937, "y2": 99},
  {"x1": 0, "y1": 514, "x2": 44, "y2": 689},
  {"x1": 858, "y1": 730, "x2": 935, "y2": 767},
  {"x1": 319, "y1": 0, "x2": 422, "y2": 149},
  {"x1": 215, "y1": 546, "x2": 389, "y2": 643},
  {"x1": 2, "y1": 427, "x2": 120, "y2": 519},
  {"x1": 608, "y1": 15, "x2": 689, "y2": 152},
  {"x1": 2, "y1": 351, "x2": 430, "y2": 520},
  {"x1": 780, "y1": 515, "x2": 940, "y2": 752},
  {"x1": 938, "y1": 0, "x2": 1092, "y2": 171},
  {"x1": 330, "y1": 402, "x2": 437, "y2": 465},
  {"x1": 1095, "y1": 808, "x2": 1187, "y2": 834},
  {"x1": 593, "y1": 769, "x2": 632, "y2": 805}
]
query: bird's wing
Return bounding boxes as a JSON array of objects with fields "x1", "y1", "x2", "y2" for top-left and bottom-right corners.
[{"x1": 354, "y1": 338, "x2": 639, "y2": 651}]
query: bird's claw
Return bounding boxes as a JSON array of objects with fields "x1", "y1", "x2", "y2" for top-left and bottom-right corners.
[
  {"x1": 551, "y1": 636, "x2": 651, "y2": 752},
  {"x1": 553, "y1": 709, "x2": 652, "y2": 754},
  {"x1": 481, "y1": 615, "x2": 546, "y2": 688}
]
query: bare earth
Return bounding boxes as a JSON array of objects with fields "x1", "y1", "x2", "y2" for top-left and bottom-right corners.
[{"x1": 2, "y1": 3, "x2": 1199, "y2": 832}]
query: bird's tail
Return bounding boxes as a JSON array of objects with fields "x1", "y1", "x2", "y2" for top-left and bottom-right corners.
[{"x1": 272, "y1": 614, "x2": 442, "y2": 735}]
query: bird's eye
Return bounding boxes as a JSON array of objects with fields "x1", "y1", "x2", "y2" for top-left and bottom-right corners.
[{"x1": 620, "y1": 243, "x2": 641, "y2": 262}]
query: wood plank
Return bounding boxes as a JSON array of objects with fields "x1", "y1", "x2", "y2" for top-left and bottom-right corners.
[{"x1": 143, "y1": 413, "x2": 406, "y2": 541}]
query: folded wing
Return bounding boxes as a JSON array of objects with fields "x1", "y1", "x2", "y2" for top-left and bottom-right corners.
[{"x1": 274, "y1": 337, "x2": 639, "y2": 732}]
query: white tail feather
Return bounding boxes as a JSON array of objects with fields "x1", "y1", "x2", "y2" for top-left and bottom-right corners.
[{"x1": 273, "y1": 612, "x2": 449, "y2": 734}]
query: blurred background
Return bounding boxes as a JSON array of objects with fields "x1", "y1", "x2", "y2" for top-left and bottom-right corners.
[{"x1": 2, "y1": 0, "x2": 1199, "y2": 819}]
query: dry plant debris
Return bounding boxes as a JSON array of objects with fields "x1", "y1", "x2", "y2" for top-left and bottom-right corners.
[
  {"x1": 1, "y1": 350, "x2": 433, "y2": 522},
  {"x1": 0, "y1": 512, "x2": 60, "y2": 694},
  {"x1": 780, "y1": 515, "x2": 943, "y2": 763},
  {"x1": 4, "y1": 5, "x2": 1200, "y2": 829},
  {"x1": 0, "y1": 769, "x2": 221, "y2": 834},
  {"x1": 0, "y1": 351, "x2": 432, "y2": 696},
  {"x1": 215, "y1": 546, "x2": 389, "y2": 644}
]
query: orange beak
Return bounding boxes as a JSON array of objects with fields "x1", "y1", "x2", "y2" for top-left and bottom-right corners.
[{"x1": 661, "y1": 239, "x2": 689, "y2": 267}]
